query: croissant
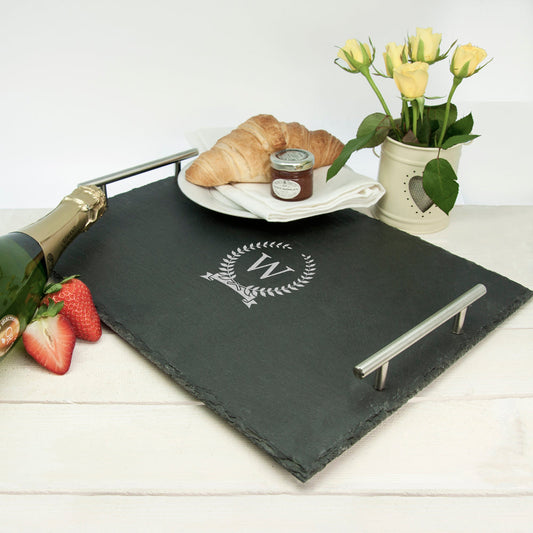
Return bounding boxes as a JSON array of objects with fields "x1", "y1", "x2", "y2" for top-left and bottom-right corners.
[{"x1": 185, "y1": 114, "x2": 344, "y2": 187}]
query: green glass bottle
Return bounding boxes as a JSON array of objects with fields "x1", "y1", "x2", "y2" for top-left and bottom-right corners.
[{"x1": 0, "y1": 186, "x2": 106, "y2": 360}]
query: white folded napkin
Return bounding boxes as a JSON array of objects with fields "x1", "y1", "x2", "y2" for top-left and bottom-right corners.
[
  {"x1": 215, "y1": 166, "x2": 384, "y2": 222},
  {"x1": 186, "y1": 127, "x2": 385, "y2": 222}
]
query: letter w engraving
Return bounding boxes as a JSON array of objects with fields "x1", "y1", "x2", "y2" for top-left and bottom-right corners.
[{"x1": 247, "y1": 253, "x2": 294, "y2": 280}]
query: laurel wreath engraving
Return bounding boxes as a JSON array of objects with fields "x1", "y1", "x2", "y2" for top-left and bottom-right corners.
[{"x1": 218, "y1": 241, "x2": 316, "y2": 298}]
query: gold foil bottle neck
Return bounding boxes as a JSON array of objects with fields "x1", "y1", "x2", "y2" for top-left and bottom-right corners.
[
  {"x1": 18, "y1": 185, "x2": 107, "y2": 275},
  {"x1": 62, "y1": 185, "x2": 108, "y2": 229}
]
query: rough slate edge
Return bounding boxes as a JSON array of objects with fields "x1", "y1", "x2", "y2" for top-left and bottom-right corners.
[
  {"x1": 53, "y1": 182, "x2": 533, "y2": 483},
  {"x1": 288, "y1": 285, "x2": 533, "y2": 481},
  {"x1": 90, "y1": 245, "x2": 531, "y2": 483},
  {"x1": 84, "y1": 303, "x2": 318, "y2": 479},
  {"x1": 319, "y1": 292, "x2": 532, "y2": 471}
]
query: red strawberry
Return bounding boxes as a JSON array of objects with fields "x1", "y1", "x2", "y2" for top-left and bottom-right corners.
[
  {"x1": 43, "y1": 275, "x2": 102, "y2": 342},
  {"x1": 23, "y1": 301, "x2": 76, "y2": 375}
]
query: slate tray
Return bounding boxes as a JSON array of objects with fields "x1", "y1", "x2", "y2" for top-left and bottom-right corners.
[{"x1": 55, "y1": 177, "x2": 532, "y2": 481}]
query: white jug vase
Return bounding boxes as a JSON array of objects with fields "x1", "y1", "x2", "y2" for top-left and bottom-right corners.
[{"x1": 374, "y1": 137, "x2": 463, "y2": 234}]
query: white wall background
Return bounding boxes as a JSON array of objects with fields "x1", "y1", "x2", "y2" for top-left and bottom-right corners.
[{"x1": 1, "y1": 0, "x2": 532, "y2": 208}]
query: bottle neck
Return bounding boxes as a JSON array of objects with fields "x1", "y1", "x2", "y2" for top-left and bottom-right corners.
[{"x1": 15, "y1": 185, "x2": 107, "y2": 275}]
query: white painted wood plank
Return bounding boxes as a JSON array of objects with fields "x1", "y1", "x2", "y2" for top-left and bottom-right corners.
[
  {"x1": 0, "y1": 403, "x2": 295, "y2": 494},
  {"x1": 0, "y1": 494, "x2": 532, "y2": 533},
  {"x1": 2, "y1": 325, "x2": 531, "y2": 403},
  {"x1": 416, "y1": 328, "x2": 533, "y2": 399},
  {"x1": 498, "y1": 299, "x2": 532, "y2": 330},
  {"x1": 420, "y1": 206, "x2": 533, "y2": 330},
  {"x1": 1, "y1": 399, "x2": 532, "y2": 494},
  {"x1": 421, "y1": 206, "x2": 533, "y2": 290},
  {"x1": 0, "y1": 208, "x2": 50, "y2": 232},
  {"x1": 309, "y1": 396, "x2": 533, "y2": 493},
  {"x1": 0, "y1": 328, "x2": 196, "y2": 404},
  {"x1": 2, "y1": 326, "x2": 532, "y2": 407}
]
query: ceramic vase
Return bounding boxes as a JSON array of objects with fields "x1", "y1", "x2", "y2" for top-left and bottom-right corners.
[{"x1": 374, "y1": 137, "x2": 463, "y2": 234}]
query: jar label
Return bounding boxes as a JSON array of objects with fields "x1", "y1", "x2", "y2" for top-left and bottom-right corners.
[
  {"x1": 0, "y1": 315, "x2": 20, "y2": 357},
  {"x1": 272, "y1": 179, "x2": 301, "y2": 200},
  {"x1": 277, "y1": 149, "x2": 309, "y2": 162}
]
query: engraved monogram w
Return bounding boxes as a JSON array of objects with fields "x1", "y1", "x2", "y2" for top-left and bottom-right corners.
[
  {"x1": 201, "y1": 241, "x2": 316, "y2": 308},
  {"x1": 247, "y1": 252, "x2": 295, "y2": 280}
]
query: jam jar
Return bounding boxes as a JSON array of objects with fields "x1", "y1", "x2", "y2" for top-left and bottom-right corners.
[{"x1": 270, "y1": 149, "x2": 314, "y2": 201}]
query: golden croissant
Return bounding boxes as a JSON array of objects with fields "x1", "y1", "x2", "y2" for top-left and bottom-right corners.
[{"x1": 185, "y1": 114, "x2": 344, "y2": 187}]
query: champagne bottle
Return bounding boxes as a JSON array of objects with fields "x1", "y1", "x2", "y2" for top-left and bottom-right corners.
[{"x1": 0, "y1": 185, "x2": 107, "y2": 360}]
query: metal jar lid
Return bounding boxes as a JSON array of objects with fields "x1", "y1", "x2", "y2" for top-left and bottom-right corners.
[{"x1": 270, "y1": 149, "x2": 314, "y2": 172}]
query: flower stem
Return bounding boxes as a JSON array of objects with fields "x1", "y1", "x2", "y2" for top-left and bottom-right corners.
[
  {"x1": 438, "y1": 76, "x2": 462, "y2": 146},
  {"x1": 360, "y1": 66, "x2": 396, "y2": 131},
  {"x1": 412, "y1": 100, "x2": 418, "y2": 138},
  {"x1": 402, "y1": 99, "x2": 410, "y2": 133}
]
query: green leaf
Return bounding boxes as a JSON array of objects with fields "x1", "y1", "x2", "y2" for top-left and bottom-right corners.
[
  {"x1": 356, "y1": 113, "x2": 391, "y2": 148},
  {"x1": 326, "y1": 132, "x2": 375, "y2": 181},
  {"x1": 445, "y1": 113, "x2": 474, "y2": 137},
  {"x1": 32, "y1": 300, "x2": 64, "y2": 322},
  {"x1": 416, "y1": 114, "x2": 432, "y2": 146},
  {"x1": 425, "y1": 103, "x2": 457, "y2": 129},
  {"x1": 423, "y1": 104, "x2": 458, "y2": 146},
  {"x1": 422, "y1": 158, "x2": 459, "y2": 214},
  {"x1": 426, "y1": 104, "x2": 457, "y2": 143},
  {"x1": 43, "y1": 274, "x2": 79, "y2": 294},
  {"x1": 427, "y1": 119, "x2": 441, "y2": 146},
  {"x1": 43, "y1": 282, "x2": 63, "y2": 295},
  {"x1": 441, "y1": 134, "x2": 479, "y2": 150}
]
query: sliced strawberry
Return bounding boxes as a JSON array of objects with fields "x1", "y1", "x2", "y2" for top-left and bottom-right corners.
[
  {"x1": 22, "y1": 302, "x2": 76, "y2": 375},
  {"x1": 43, "y1": 275, "x2": 101, "y2": 342}
]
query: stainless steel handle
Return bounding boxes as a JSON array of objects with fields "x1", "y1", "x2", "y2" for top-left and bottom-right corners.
[
  {"x1": 79, "y1": 148, "x2": 198, "y2": 196},
  {"x1": 354, "y1": 284, "x2": 487, "y2": 391}
]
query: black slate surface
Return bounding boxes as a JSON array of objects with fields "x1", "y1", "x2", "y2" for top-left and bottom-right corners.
[{"x1": 55, "y1": 177, "x2": 532, "y2": 481}]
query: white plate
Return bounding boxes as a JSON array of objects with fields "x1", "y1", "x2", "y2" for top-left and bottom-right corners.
[
  {"x1": 177, "y1": 162, "x2": 260, "y2": 219},
  {"x1": 177, "y1": 161, "x2": 382, "y2": 222}
]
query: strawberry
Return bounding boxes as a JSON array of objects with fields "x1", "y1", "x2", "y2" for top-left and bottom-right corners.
[
  {"x1": 43, "y1": 275, "x2": 101, "y2": 342},
  {"x1": 22, "y1": 301, "x2": 76, "y2": 375}
]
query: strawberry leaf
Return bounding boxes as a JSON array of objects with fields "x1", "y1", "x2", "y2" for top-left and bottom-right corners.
[
  {"x1": 44, "y1": 274, "x2": 79, "y2": 294},
  {"x1": 43, "y1": 282, "x2": 62, "y2": 294},
  {"x1": 60, "y1": 275, "x2": 79, "y2": 283},
  {"x1": 32, "y1": 300, "x2": 64, "y2": 321}
]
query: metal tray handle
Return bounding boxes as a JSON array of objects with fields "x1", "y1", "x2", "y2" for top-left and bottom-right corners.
[
  {"x1": 79, "y1": 148, "x2": 198, "y2": 197},
  {"x1": 354, "y1": 284, "x2": 487, "y2": 391}
]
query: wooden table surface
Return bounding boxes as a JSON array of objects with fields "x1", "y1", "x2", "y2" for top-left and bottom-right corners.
[{"x1": 1, "y1": 205, "x2": 532, "y2": 532}]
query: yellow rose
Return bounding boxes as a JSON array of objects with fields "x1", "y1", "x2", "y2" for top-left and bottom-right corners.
[
  {"x1": 393, "y1": 62, "x2": 429, "y2": 99},
  {"x1": 383, "y1": 42, "x2": 408, "y2": 77},
  {"x1": 451, "y1": 44, "x2": 488, "y2": 77},
  {"x1": 337, "y1": 39, "x2": 373, "y2": 72},
  {"x1": 409, "y1": 27, "x2": 442, "y2": 63}
]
